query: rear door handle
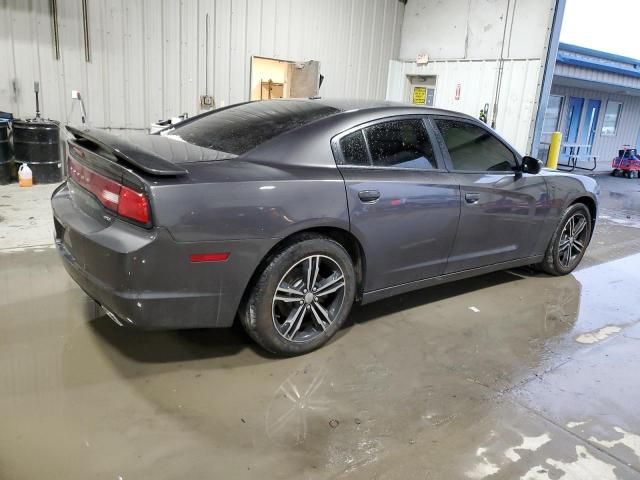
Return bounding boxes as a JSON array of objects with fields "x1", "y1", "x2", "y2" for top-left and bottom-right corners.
[
  {"x1": 358, "y1": 190, "x2": 381, "y2": 203},
  {"x1": 464, "y1": 193, "x2": 480, "y2": 204}
]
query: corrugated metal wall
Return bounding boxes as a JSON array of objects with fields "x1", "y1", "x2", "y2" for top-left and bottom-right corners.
[
  {"x1": 550, "y1": 84, "x2": 640, "y2": 162},
  {"x1": 386, "y1": 58, "x2": 542, "y2": 153},
  {"x1": 0, "y1": 0, "x2": 404, "y2": 129}
]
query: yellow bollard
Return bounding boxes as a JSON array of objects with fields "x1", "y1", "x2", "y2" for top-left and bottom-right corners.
[{"x1": 547, "y1": 131, "x2": 562, "y2": 169}]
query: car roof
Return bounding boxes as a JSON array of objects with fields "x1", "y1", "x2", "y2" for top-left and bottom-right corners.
[
  {"x1": 167, "y1": 98, "x2": 486, "y2": 168},
  {"x1": 274, "y1": 97, "x2": 476, "y2": 121},
  {"x1": 240, "y1": 99, "x2": 487, "y2": 168},
  {"x1": 168, "y1": 98, "x2": 478, "y2": 159}
]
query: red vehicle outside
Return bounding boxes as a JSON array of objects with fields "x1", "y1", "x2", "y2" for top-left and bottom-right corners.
[{"x1": 612, "y1": 146, "x2": 640, "y2": 179}]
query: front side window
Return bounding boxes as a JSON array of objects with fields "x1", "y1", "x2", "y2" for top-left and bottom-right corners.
[
  {"x1": 602, "y1": 101, "x2": 622, "y2": 135},
  {"x1": 434, "y1": 119, "x2": 517, "y2": 172},
  {"x1": 364, "y1": 119, "x2": 437, "y2": 169}
]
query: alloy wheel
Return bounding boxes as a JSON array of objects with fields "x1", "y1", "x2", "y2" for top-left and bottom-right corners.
[
  {"x1": 272, "y1": 255, "x2": 346, "y2": 343},
  {"x1": 557, "y1": 213, "x2": 588, "y2": 269}
]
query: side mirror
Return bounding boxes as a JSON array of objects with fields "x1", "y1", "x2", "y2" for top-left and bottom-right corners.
[{"x1": 521, "y1": 156, "x2": 542, "y2": 175}]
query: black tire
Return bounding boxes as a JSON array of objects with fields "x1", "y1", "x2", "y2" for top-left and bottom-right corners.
[
  {"x1": 240, "y1": 234, "x2": 356, "y2": 356},
  {"x1": 630, "y1": 170, "x2": 639, "y2": 179},
  {"x1": 611, "y1": 169, "x2": 619, "y2": 176},
  {"x1": 539, "y1": 203, "x2": 592, "y2": 276}
]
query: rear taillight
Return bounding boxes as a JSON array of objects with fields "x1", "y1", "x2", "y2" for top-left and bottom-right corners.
[
  {"x1": 118, "y1": 186, "x2": 150, "y2": 224},
  {"x1": 67, "y1": 157, "x2": 150, "y2": 225}
]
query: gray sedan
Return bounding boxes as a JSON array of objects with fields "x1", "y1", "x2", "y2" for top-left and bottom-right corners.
[{"x1": 52, "y1": 99, "x2": 598, "y2": 355}]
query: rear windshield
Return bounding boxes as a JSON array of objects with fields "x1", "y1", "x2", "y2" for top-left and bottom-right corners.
[{"x1": 168, "y1": 100, "x2": 340, "y2": 155}]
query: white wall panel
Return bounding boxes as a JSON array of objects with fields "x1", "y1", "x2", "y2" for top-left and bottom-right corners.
[
  {"x1": 400, "y1": 0, "x2": 554, "y2": 61},
  {"x1": 0, "y1": 0, "x2": 404, "y2": 129},
  {"x1": 508, "y1": 0, "x2": 556, "y2": 59},
  {"x1": 387, "y1": 58, "x2": 542, "y2": 153},
  {"x1": 393, "y1": 0, "x2": 558, "y2": 153}
]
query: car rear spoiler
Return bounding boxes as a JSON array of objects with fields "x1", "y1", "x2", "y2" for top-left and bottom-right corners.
[{"x1": 66, "y1": 126, "x2": 189, "y2": 176}]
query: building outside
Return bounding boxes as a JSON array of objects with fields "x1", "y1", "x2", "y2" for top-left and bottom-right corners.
[{"x1": 538, "y1": 42, "x2": 640, "y2": 170}]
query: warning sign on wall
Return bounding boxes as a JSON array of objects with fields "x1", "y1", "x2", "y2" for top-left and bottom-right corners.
[{"x1": 412, "y1": 87, "x2": 427, "y2": 105}]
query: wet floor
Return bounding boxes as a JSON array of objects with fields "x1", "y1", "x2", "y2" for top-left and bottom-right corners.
[{"x1": 1, "y1": 173, "x2": 640, "y2": 479}]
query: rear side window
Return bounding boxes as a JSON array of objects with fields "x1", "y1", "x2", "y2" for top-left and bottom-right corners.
[
  {"x1": 338, "y1": 118, "x2": 437, "y2": 169},
  {"x1": 170, "y1": 101, "x2": 340, "y2": 155},
  {"x1": 365, "y1": 120, "x2": 436, "y2": 169},
  {"x1": 434, "y1": 119, "x2": 517, "y2": 172},
  {"x1": 339, "y1": 131, "x2": 369, "y2": 166}
]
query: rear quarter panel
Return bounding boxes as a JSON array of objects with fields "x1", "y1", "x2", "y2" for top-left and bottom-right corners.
[
  {"x1": 141, "y1": 159, "x2": 350, "y2": 327},
  {"x1": 150, "y1": 160, "x2": 350, "y2": 242}
]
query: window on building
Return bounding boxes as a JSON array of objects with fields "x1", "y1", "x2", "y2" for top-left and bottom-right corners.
[
  {"x1": 543, "y1": 95, "x2": 563, "y2": 133},
  {"x1": 602, "y1": 101, "x2": 622, "y2": 135},
  {"x1": 434, "y1": 119, "x2": 517, "y2": 172}
]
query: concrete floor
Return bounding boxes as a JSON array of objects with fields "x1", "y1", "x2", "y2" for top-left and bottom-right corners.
[
  {"x1": 1, "y1": 174, "x2": 640, "y2": 479},
  {"x1": 0, "y1": 183, "x2": 58, "y2": 250}
]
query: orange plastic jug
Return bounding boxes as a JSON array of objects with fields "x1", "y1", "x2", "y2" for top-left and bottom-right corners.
[{"x1": 18, "y1": 163, "x2": 33, "y2": 187}]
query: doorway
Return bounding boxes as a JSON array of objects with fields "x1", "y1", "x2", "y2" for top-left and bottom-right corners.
[
  {"x1": 581, "y1": 99, "x2": 601, "y2": 151},
  {"x1": 250, "y1": 57, "x2": 320, "y2": 101},
  {"x1": 563, "y1": 96, "x2": 601, "y2": 159},
  {"x1": 565, "y1": 96, "x2": 584, "y2": 145}
]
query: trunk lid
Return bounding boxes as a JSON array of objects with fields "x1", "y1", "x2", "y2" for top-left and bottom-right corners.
[
  {"x1": 65, "y1": 127, "x2": 191, "y2": 229},
  {"x1": 67, "y1": 126, "x2": 235, "y2": 174},
  {"x1": 63, "y1": 127, "x2": 239, "y2": 230}
]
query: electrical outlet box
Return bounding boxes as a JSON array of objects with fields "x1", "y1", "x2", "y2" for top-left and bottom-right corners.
[{"x1": 200, "y1": 95, "x2": 214, "y2": 109}]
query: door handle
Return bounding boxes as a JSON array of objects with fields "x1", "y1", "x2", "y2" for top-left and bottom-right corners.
[
  {"x1": 358, "y1": 190, "x2": 381, "y2": 203},
  {"x1": 464, "y1": 193, "x2": 480, "y2": 204}
]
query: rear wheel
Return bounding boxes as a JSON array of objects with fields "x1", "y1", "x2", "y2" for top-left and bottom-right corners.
[
  {"x1": 611, "y1": 169, "x2": 619, "y2": 176},
  {"x1": 240, "y1": 234, "x2": 356, "y2": 356},
  {"x1": 630, "y1": 170, "x2": 639, "y2": 179},
  {"x1": 539, "y1": 203, "x2": 592, "y2": 276}
]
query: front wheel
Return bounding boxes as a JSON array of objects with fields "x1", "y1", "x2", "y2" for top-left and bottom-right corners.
[
  {"x1": 539, "y1": 203, "x2": 592, "y2": 276},
  {"x1": 240, "y1": 234, "x2": 356, "y2": 356}
]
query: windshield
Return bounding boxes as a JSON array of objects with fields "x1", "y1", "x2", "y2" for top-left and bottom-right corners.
[{"x1": 167, "y1": 100, "x2": 340, "y2": 155}]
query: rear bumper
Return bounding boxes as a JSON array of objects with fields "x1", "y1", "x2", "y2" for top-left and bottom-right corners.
[
  {"x1": 56, "y1": 239, "x2": 222, "y2": 329},
  {"x1": 52, "y1": 182, "x2": 271, "y2": 329}
]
